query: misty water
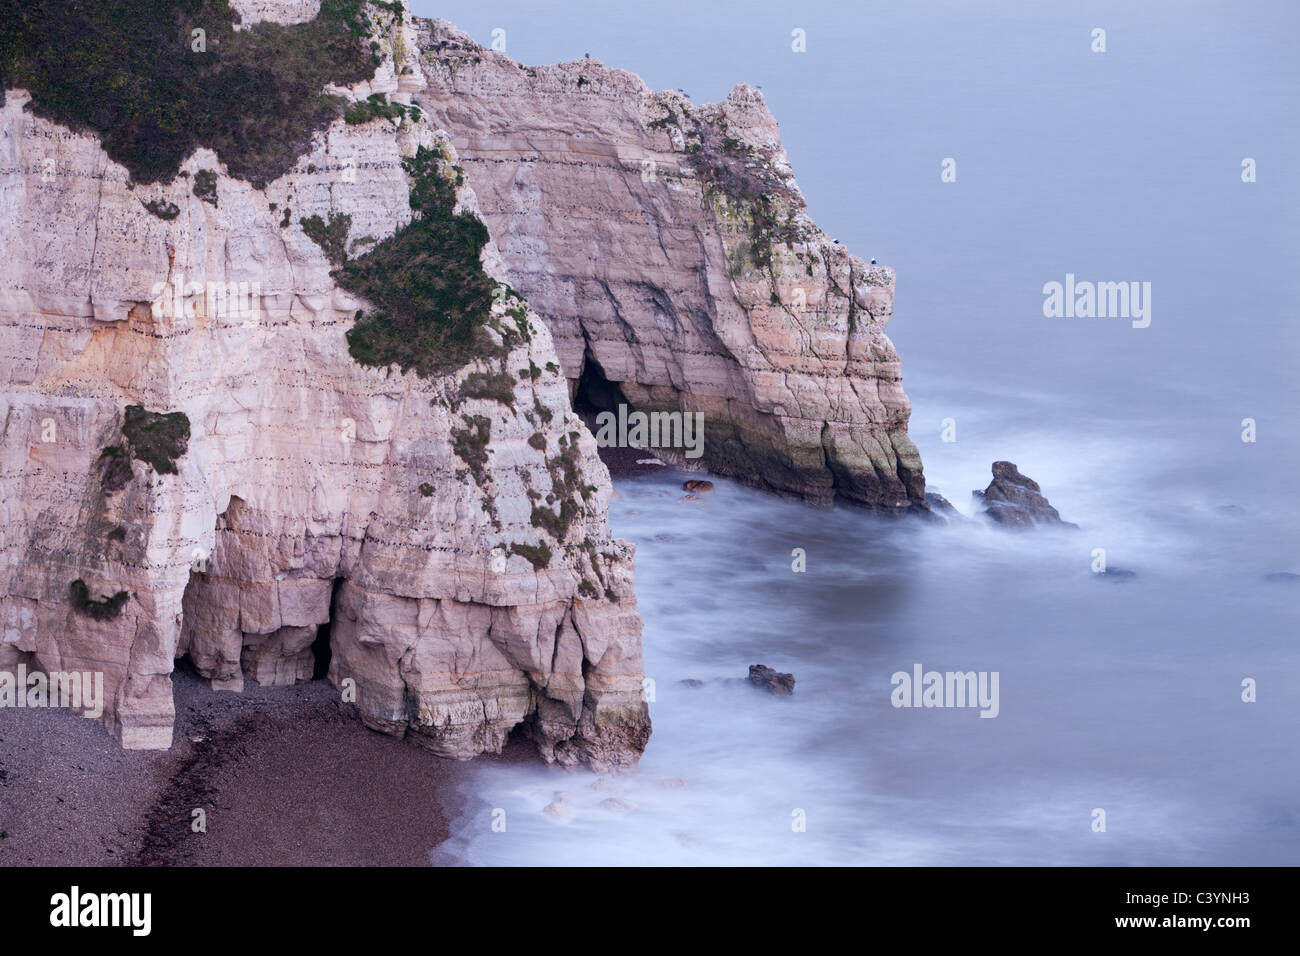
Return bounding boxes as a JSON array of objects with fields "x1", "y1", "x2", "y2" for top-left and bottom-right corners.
[
  {"x1": 419, "y1": 0, "x2": 1299, "y2": 864},
  {"x1": 432, "y1": 425, "x2": 1297, "y2": 865}
]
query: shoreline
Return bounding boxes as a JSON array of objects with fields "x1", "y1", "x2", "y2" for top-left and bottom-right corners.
[
  {"x1": 0, "y1": 664, "x2": 474, "y2": 866},
  {"x1": 0, "y1": 450, "x2": 649, "y2": 867}
]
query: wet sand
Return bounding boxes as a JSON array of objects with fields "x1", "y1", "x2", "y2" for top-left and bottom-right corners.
[{"x1": 0, "y1": 664, "x2": 467, "y2": 866}]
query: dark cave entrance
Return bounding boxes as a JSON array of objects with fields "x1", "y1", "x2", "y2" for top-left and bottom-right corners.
[
  {"x1": 311, "y1": 577, "x2": 345, "y2": 681},
  {"x1": 572, "y1": 352, "x2": 629, "y2": 421},
  {"x1": 572, "y1": 351, "x2": 682, "y2": 476},
  {"x1": 573, "y1": 353, "x2": 637, "y2": 474}
]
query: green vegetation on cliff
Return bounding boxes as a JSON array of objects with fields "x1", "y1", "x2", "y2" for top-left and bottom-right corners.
[
  {"x1": 0, "y1": 0, "x2": 379, "y2": 185},
  {"x1": 338, "y1": 145, "x2": 501, "y2": 377},
  {"x1": 301, "y1": 211, "x2": 353, "y2": 266},
  {"x1": 648, "y1": 99, "x2": 802, "y2": 271},
  {"x1": 122, "y1": 405, "x2": 191, "y2": 476},
  {"x1": 100, "y1": 406, "x2": 191, "y2": 490}
]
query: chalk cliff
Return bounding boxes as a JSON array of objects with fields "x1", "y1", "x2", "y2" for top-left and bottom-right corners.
[
  {"x1": 0, "y1": 0, "x2": 648, "y2": 768},
  {"x1": 411, "y1": 19, "x2": 926, "y2": 509},
  {"x1": 0, "y1": 0, "x2": 927, "y2": 763}
]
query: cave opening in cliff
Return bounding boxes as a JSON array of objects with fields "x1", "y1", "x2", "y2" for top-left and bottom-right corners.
[
  {"x1": 311, "y1": 578, "x2": 345, "y2": 680},
  {"x1": 573, "y1": 353, "x2": 631, "y2": 427}
]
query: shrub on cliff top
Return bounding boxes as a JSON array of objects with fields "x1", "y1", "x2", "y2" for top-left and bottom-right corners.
[{"x1": 0, "y1": 0, "x2": 377, "y2": 185}]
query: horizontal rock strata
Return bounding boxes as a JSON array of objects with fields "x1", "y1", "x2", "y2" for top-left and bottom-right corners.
[
  {"x1": 410, "y1": 19, "x2": 926, "y2": 510},
  {"x1": 0, "y1": 1, "x2": 649, "y2": 769}
]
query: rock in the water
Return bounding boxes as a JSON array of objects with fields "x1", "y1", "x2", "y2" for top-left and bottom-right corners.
[
  {"x1": 680, "y1": 493, "x2": 707, "y2": 504},
  {"x1": 1095, "y1": 568, "x2": 1137, "y2": 582},
  {"x1": 925, "y1": 491, "x2": 958, "y2": 515},
  {"x1": 683, "y1": 479, "x2": 715, "y2": 494},
  {"x1": 679, "y1": 679, "x2": 704, "y2": 688},
  {"x1": 924, "y1": 491, "x2": 971, "y2": 523},
  {"x1": 543, "y1": 797, "x2": 574, "y2": 823},
  {"x1": 974, "y1": 461, "x2": 1076, "y2": 528},
  {"x1": 748, "y1": 664, "x2": 795, "y2": 695},
  {"x1": 599, "y1": 797, "x2": 638, "y2": 814}
]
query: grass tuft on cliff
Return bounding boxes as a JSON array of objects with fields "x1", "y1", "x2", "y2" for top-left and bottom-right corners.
[
  {"x1": 338, "y1": 145, "x2": 501, "y2": 377},
  {"x1": 0, "y1": 0, "x2": 378, "y2": 185}
]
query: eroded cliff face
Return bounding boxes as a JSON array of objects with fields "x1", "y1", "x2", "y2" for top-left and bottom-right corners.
[
  {"x1": 0, "y1": 1, "x2": 649, "y2": 768},
  {"x1": 410, "y1": 19, "x2": 926, "y2": 510}
]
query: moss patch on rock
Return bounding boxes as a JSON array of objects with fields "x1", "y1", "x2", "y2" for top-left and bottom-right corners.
[
  {"x1": 509, "y1": 541, "x2": 552, "y2": 570},
  {"x1": 457, "y1": 369, "x2": 516, "y2": 407},
  {"x1": 344, "y1": 92, "x2": 420, "y2": 126},
  {"x1": 192, "y1": 169, "x2": 219, "y2": 205},
  {"x1": 301, "y1": 211, "x2": 353, "y2": 265},
  {"x1": 98, "y1": 444, "x2": 134, "y2": 492},
  {"x1": 121, "y1": 405, "x2": 191, "y2": 476},
  {"x1": 648, "y1": 98, "x2": 803, "y2": 271},
  {"x1": 450, "y1": 414, "x2": 491, "y2": 487},
  {"x1": 142, "y1": 198, "x2": 180, "y2": 220},
  {"x1": 529, "y1": 435, "x2": 586, "y2": 542},
  {"x1": 69, "y1": 579, "x2": 129, "y2": 620}
]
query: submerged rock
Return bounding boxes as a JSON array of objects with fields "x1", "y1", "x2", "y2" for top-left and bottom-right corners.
[
  {"x1": 1265, "y1": 571, "x2": 1300, "y2": 583},
  {"x1": 599, "y1": 797, "x2": 638, "y2": 814},
  {"x1": 925, "y1": 491, "x2": 958, "y2": 515},
  {"x1": 747, "y1": 664, "x2": 795, "y2": 695},
  {"x1": 683, "y1": 479, "x2": 715, "y2": 494},
  {"x1": 973, "y1": 461, "x2": 1077, "y2": 528},
  {"x1": 1095, "y1": 568, "x2": 1137, "y2": 582},
  {"x1": 924, "y1": 491, "x2": 971, "y2": 524},
  {"x1": 543, "y1": 794, "x2": 574, "y2": 823}
]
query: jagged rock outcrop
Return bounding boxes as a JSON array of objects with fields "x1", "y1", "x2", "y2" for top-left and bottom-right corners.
[
  {"x1": 925, "y1": 491, "x2": 961, "y2": 518},
  {"x1": 410, "y1": 20, "x2": 926, "y2": 511},
  {"x1": 0, "y1": 1, "x2": 648, "y2": 768},
  {"x1": 973, "y1": 461, "x2": 1075, "y2": 528},
  {"x1": 747, "y1": 664, "x2": 795, "y2": 695}
]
